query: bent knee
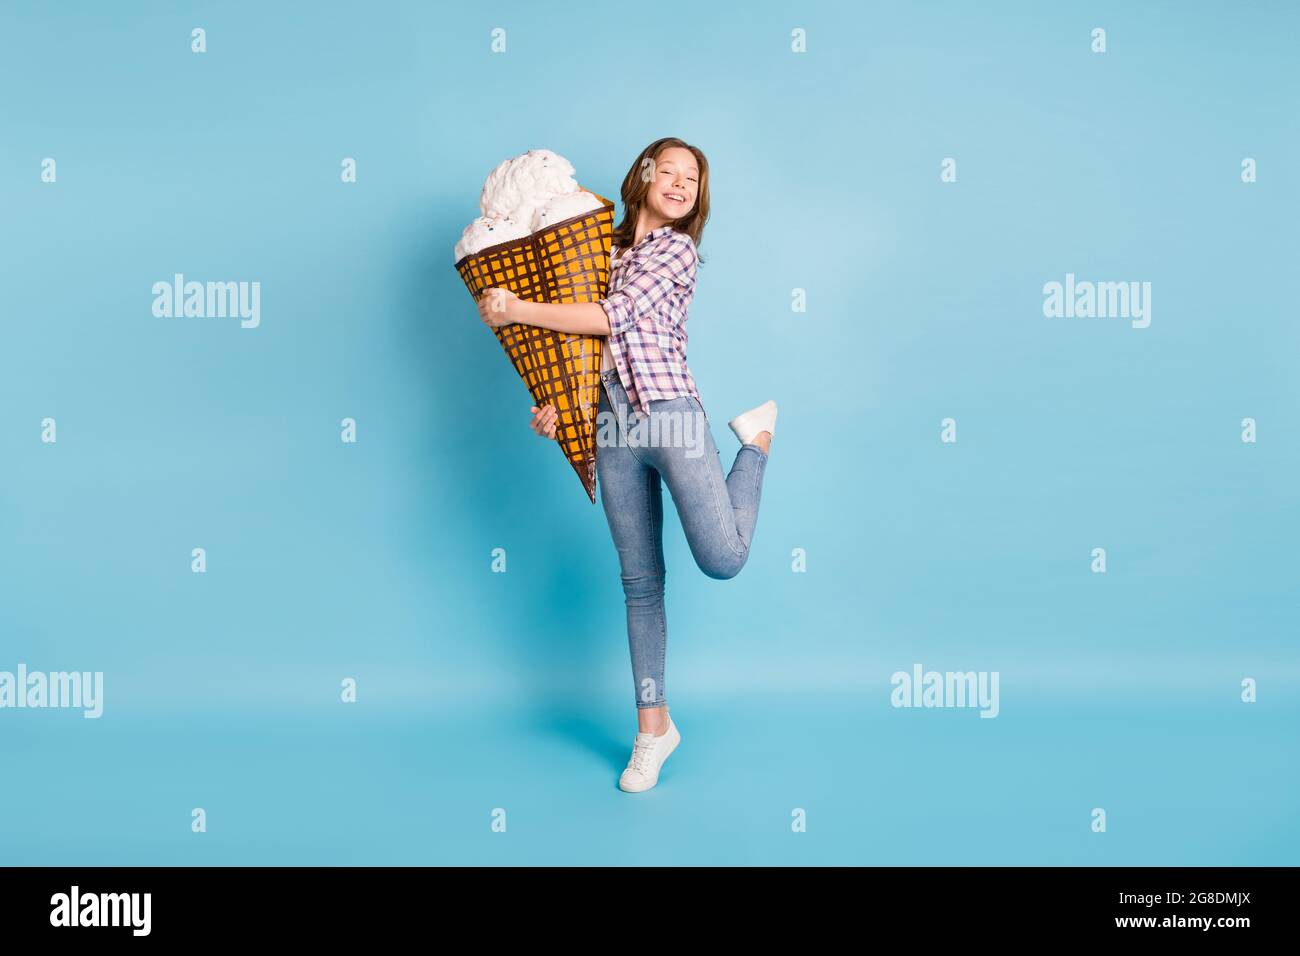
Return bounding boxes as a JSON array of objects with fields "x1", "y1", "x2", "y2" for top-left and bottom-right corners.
[{"x1": 698, "y1": 550, "x2": 746, "y2": 581}]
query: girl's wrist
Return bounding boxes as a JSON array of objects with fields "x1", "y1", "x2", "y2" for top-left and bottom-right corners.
[{"x1": 515, "y1": 298, "x2": 539, "y2": 325}]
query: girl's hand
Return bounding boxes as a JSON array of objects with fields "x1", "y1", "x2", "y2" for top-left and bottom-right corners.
[
  {"x1": 529, "y1": 404, "x2": 558, "y2": 440},
  {"x1": 478, "y1": 287, "x2": 526, "y2": 328}
]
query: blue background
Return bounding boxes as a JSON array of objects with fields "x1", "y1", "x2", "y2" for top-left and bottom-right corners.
[{"x1": 2, "y1": 0, "x2": 1296, "y2": 864}]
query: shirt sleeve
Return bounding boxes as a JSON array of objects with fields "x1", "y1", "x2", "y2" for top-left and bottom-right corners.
[{"x1": 599, "y1": 234, "x2": 697, "y2": 336}]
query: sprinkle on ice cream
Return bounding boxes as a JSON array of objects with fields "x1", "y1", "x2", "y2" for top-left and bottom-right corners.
[{"x1": 455, "y1": 149, "x2": 604, "y2": 261}]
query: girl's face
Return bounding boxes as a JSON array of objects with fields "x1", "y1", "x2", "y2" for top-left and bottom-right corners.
[{"x1": 643, "y1": 146, "x2": 699, "y2": 222}]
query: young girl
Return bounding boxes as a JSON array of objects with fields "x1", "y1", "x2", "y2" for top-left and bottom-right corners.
[{"x1": 476, "y1": 137, "x2": 777, "y2": 792}]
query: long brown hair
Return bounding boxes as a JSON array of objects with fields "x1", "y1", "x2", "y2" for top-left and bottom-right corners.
[{"x1": 611, "y1": 137, "x2": 710, "y2": 260}]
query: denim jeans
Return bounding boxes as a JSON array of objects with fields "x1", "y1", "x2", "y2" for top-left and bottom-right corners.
[{"x1": 595, "y1": 368, "x2": 769, "y2": 710}]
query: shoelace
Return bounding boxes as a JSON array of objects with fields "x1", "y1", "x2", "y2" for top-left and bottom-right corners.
[{"x1": 628, "y1": 735, "x2": 656, "y2": 773}]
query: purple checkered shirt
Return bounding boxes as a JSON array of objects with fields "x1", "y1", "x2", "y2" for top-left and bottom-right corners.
[{"x1": 598, "y1": 225, "x2": 702, "y2": 416}]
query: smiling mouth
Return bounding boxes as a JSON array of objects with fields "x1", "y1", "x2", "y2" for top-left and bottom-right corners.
[{"x1": 663, "y1": 192, "x2": 687, "y2": 205}]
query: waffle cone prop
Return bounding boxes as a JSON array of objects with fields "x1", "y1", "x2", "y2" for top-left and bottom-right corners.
[{"x1": 456, "y1": 192, "x2": 615, "y2": 503}]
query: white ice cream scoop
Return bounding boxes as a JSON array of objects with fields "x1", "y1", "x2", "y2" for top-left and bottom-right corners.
[
  {"x1": 531, "y1": 190, "x2": 604, "y2": 231},
  {"x1": 454, "y1": 216, "x2": 531, "y2": 262},
  {"x1": 479, "y1": 148, "x2": 579, "y2": 221}
]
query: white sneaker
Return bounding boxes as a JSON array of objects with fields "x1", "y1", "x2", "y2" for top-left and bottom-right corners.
[
  {"x1": 727, "y1": 400, "x2": 777, "y2": 446},
  {"x1": 618, "y1": 713, "x2": 681, "y2": 793}
]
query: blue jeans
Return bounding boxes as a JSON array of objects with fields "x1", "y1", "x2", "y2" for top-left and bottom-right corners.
[{"x1": 595, "y1": 368, "x2": 769, "y2": 710}]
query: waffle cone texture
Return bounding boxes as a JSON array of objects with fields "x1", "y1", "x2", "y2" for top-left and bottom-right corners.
[{"x1": 456, "y1": 192, "x2": 615, "y2": 503}]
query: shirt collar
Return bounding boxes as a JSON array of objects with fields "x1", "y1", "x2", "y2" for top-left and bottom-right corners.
[
  {"x1": 627, "y1": 225, "x2": 677, "y2": 250},
  {"x1": 613, "y1": 225, "x2": 679, "y2": 262}
]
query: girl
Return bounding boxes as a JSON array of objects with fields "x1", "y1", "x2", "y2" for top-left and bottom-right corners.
[{"x1": 476, "y1": 137, "x2": 777, "y2": 792}]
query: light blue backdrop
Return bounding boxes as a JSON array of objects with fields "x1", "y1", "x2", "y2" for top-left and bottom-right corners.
[{"x1": 2, "y1": 0, "x2": 1296, "y2": 865}]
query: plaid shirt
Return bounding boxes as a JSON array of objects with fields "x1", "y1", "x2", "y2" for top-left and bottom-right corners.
[{"x1": 599, "y1": 225, "x2": 702, "y2": 416}]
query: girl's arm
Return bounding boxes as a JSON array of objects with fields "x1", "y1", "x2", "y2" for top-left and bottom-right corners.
[
  {"x1": 477, "y1": 290, "x2": 610, "y2": 336},
  {"x1": 476, "y1": 234, "x2": 696, "y2": 337}
]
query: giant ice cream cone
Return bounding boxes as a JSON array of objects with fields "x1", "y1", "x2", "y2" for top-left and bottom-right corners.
[{"x1": 456, "y1": 192, "x2": 615, "y2": 503}]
